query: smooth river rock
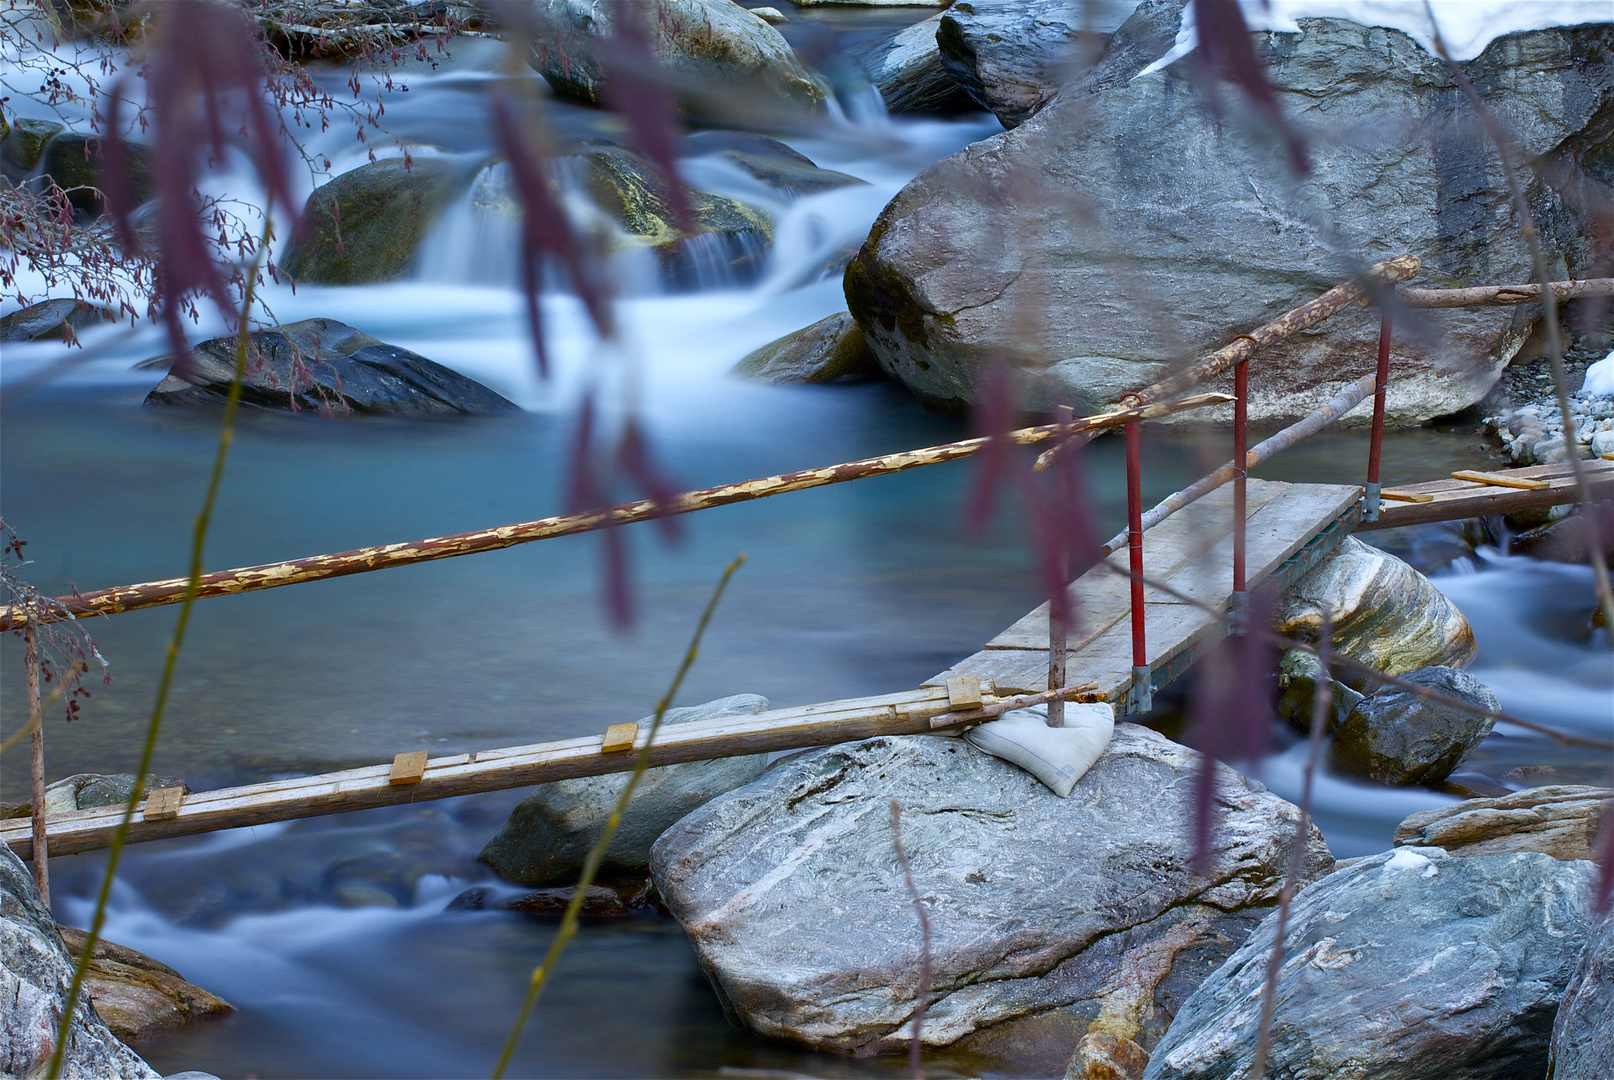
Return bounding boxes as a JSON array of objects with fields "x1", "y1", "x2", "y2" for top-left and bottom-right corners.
[
  {"x1": 481, "y1": 695, "x2": 770, "y2": 887},
  {"x1": 526, "y1": 0, "x2": 822, "y2": 119},
  {"x1": 0, "y1": 298, "x2": 115, "y2": 343},
  {"x1": 650, "y1": 725, "x2": 1333, "y2": 1056},
  {"x1": 1329, "y1": 665, "x2": 1499, "y2": 785},
  {"x1": 731, "y1": 312, "x2": 881, "y2": 383},
  {"x1": 1275, "y1": 538, "x2": 1476, "y2": 683},
  {"x1": 1, "y1": 846, "x2": 160, "y2": 1078},
  {"x1": 282, "y1": 158, "x2": 463, "y2": 284},
  {"x1": 1144, "y1": 848, "x2": 1599, "y2": 1080},
  {"x1": 1395, "y1": 785, "x2": 1610, "y2": 861},
  {"x1": 58, "y1": 928, "x2": 232, "y2": 1045},
  {"x1": 936, "y1": 0, "x2": 1109, "y2": 127},
  {"x1": 143, "y1": 317, "x2": 518, "y2": 415},
  {"x1": 1550, "y1": 912, "x2": 1614, "y2": 1079},
  {"x1": 853, "y1": 13, "x2": 975, "y2": 116},
  {"x1": 844, "y1": 4, "x2": 1614, "y2": 420}
]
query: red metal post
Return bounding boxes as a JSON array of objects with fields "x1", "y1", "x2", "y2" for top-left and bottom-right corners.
[
  {"x1": 1125, "y1": 421, "x2": 1150, "y2": 713},
  {"x1": 1231, "y1": 357, "x2": 1249, "y2": 628},
  {"x1": 1365, "y1": 291, "x2": 1393, "y2": 521}
]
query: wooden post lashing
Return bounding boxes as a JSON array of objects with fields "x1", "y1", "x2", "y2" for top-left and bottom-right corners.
[
  {"x1": 388, "y1": 751, "x2": 429, "y2": 785},
  {"x1": 24, "y1": 629, "x2": 48, "y2": 904},
  {"x1": 600, "y1": 723, "x2": 639, "y2": 754},
  {"x1": 1365, "y1": 294, "x2": 1393, "y2": 521}
]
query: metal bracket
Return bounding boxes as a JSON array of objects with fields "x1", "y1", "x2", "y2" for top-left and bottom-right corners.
[
  {"x1": 1363, "y1": 481, "x2": 1381, "y2": 522},
  {"x1": 1227, "y1": 589, "x2": 1248, "y2": 631},
  {"x1": 1126, "y1": 666, "x2": 1153, "y2": 715}
]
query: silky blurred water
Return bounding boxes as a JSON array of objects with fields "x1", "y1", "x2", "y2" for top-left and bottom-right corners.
[{"x1": 2, "y1": 10, "x2": 1611, "y2": 1079}]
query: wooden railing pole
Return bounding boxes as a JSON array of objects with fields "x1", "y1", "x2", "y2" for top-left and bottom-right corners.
[
  {"x1": 1047, "y1": 406, "x2": 1074, "y2": 728},
  {"x1": 1365, "y1": 295, "x2": 1393, "y2": 522},
  {"x1": 1231, "y1": 357, "x2": 1249, "y2": 626},
  {"x1": 25, "y1": 628, "x2": 48, "y2": 904},
  {"x1": 1125, "y1": 421, "x2": 1150, "y2": 715}
]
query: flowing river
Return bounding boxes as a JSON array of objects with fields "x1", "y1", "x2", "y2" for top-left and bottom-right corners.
[{"x1": 2, "y1": 8, "x2": 1610, "y2": 1077}]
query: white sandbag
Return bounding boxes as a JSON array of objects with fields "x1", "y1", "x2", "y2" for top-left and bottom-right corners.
[{"x1": 963, "y1": 702, "x2": 1115, "y2": 797}]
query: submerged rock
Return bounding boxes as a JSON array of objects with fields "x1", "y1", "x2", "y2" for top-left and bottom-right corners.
[
  {"x1": 1329, "y1": 665, "x2": 1499, "y2": 786},
  {"x1": 446, "y1": 879, "x2": 660, "y2": 919},
  {"x1": 0, "y1": 298, "x2": 115, "y2": 343},
  {"x1": 845, "y1": 6, "x2": 1613, "y2": 419},
  {"x1": 1145, "y1": 848, "x2": 1598, "y2": 1080},
  {"x1": 731, "y1": 312, "x2": 881, "y2": 384},
  {"x1": 854, "y1": 13, "x2": 976, "y2": 116},
  {"x1": 142, "y1": 318, "x2": 518, "y2": 416},
  {"x1": 481, "y1": 695, "x2": 770, "y2": 887},
  {"x1": 1550, "y1": 913, "x2": 1614, "y2": 1079},
  {"x1": 0, "y1": 846, "x2": 160, "y2": 1078},
  {"x1": 282, "y1": 158, "x2": 463, "y2": 285},
  {"x1": 1275, "y1": 538, "x2": 1476, "y2": 684},
  {"x1": 684, "y1": 131, "x2": 863, "y2": 196},
  {"x1": 1394, "y1": 785, "x2": 1610, "y2": 861},
  {"x1": 526, "y1": 0, "x2": 822, "y2": 119},
  {"x1": 58, "y1": 928, "x2": 231, "y2": 1045},
  {"x1": 572, "y1": 144, "x2": 775, "y2": 286},
  {"x1": 650, "y1": 725, "x2": 1332, "y2": 1056}
]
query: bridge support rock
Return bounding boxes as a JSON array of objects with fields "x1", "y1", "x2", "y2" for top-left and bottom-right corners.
[{"x1": 650, "y1": 725, "x2": 1333, "y2": 1058}]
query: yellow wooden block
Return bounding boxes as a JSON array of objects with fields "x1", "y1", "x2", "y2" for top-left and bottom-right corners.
[
  {"x1": 601, "y1": 722, "x2": 639, "y2": 754},
  {"x1": 1450, "y1": 469, "x2": 1549, "y2": 491},
  {"x1": 389, "y1": 751, "x2": 429, "y2": 786},
  {"x1": 143, "y1": 786, "x2": 185, "y2": 822},
  {"x1": 946, "y1": 675, "x2": 983, "y2": 710}
]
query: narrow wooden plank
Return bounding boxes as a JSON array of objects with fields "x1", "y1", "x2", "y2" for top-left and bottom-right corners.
[
  {"x1": 1363, "y1": 460, "x2": 1614, "y2": 530},
  {"x1": 1451, "y1": 469, "x2": 1551, "y2": 491},
  {"x1": 388, "y1": 751, "x2": 429, "y2": 786},
  {"x1": 1379, "y1": 489, "x2": 1434, "y2": 503},
  {"x1": 0, "y1": 687, "x2": 992, "y2": 859}
]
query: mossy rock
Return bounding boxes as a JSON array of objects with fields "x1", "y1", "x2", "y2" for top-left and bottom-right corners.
[
  {"x1": 282, "y1": 158, "x2": 463, "y2": 285},
  {"x1": 1, "y1": 117, "x2": 63, "y2": 170},
  {"x1": 732, "y1": 311, "x2": 881, "y2": 384}
]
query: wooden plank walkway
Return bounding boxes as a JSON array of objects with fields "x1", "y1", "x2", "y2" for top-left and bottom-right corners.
[
  {"x1": 926, "y1": 480, "x2": 1361, "y2": 709},
  {"x1": 1360, "y1": 457, "x2": 1614, "y2": 530}
]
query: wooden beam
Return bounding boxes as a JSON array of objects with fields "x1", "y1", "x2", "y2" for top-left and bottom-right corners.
[
  {"x1": 1401, "y1": 278, "x2": 1614, "y2": 308},
  {"x1": 1358, "y1": 460, "x2": 1614, "y2": 530},
  {"x1": 0, "y1": 683, "x2": 1099, "y2": 860},
  {"x1": 0, "y1": 393, "x2": 1230, "y2": 631}
]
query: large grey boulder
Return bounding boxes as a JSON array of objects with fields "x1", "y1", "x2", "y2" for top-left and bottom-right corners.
[
  {"x1": 853, "y1": 13, "x2": 976, "y2": 116},
  {"x1": 650, "y1": 725, "x2": 1333, "y2": 1056},
  {"x1": 1395, "y1": 785, "x2": 1610, "y2": 861},
  {"x1": 481, "y1": 694, "x2": 771, "y2": 886},
  {"x1": 283, "y1": 158, "x2": 463, "y2": 285},
  {"x1": 144, "y1": 318, "x2": 518, "y2": 416},
  {"x1": 1145, "y1": 848, "x2": 1599, "y2": 1080},
  {"x1": 1, "y1": 846, "x2": 160, "y2": 1078},
  {"x1": 844, "y1": 7, "x2": 1614, "y2": 421},
  {"x1": 731, "y1": 312, "x2": 881, "y2": 384},
  {"x1": 526, "y1": 0, "x2": 822, "y2": 119},
  {"x1": 1550, "y1": 913, "x2": 1614, "y2": 1079},
  {"x1": 1329, "y1": 665, "x2": 1499, "y2": 785},
  {"x1": 1275, "y1": 538, "x2": 1476, "y2": 683}
]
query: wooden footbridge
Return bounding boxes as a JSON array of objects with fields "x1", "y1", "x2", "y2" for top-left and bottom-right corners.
[{"x1": 5, "y1": 260, "x2": 1613, "y2": 865}]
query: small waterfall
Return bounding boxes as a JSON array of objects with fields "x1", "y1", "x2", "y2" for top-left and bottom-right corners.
[{"x1": 657, "y1": 229, "x2": 771, "y2": 293}]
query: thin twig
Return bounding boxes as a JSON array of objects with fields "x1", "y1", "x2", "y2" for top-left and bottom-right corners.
[
  {"x1": 1249, "y1": 613, "x2": 1332, "y2": 1079},
  {"x1": 490, "y1": 553, "x2": 746, "y2": 1079},
  {"x1": 890, "y1": 800, "x2": 933, "y2": 1080},
  {"x1": 1423, "y1": 5, "x2": 1614, "y2": 639},
  {"x1": 45, "y1": 221, "x2": 270, "y2": 1080},
  {"x1": 1096, "y1": 561, "x2": 1612, "y2": 751}
]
